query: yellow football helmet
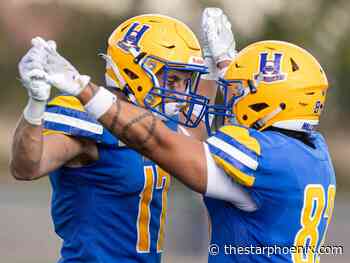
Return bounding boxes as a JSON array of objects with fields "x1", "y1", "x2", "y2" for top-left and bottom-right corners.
[
  {"x1": 214, "y1": 40, "x2": 328, "y2": 132},
  {"x1": 102, "y1": 14, "x2": 209, "y2": 127}
]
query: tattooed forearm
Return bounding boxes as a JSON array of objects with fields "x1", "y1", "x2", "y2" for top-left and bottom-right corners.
[
  {"x1": 99, "y1": 95, "x2": 160, "y2": 151},
  {"x1": 137, "y1": 113, "x2": 157, "y2": 149},
  {"x1": 78, "y1": 82, "x2": 162, "y2": 152},
  {"x1": 120, "y1": 111, "x2": 157, "y2": 149},
  {"x1": 110, "y1": 98, "x2": 121, "y2": 132},
  {"x1": 120, "y1": 111, "x2": 152, "y2": 138},
  {"x1": 76, "y1": 82, "x2": 207, "y2": 194}
]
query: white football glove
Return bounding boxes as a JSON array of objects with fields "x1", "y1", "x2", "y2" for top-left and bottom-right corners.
[
  {"x1": 18, "y1": 37, "x2": 56, "y2": 125},
  {"x1": 35, "y1": 37, "x2": 91, "y2": 96},
  {"x1": 200, "y1": 8, "x2": 217, "y2": 80},
  {"x1": 25, "y1": 37, "x2": 116, "y2": 121},
  {"x1": 201, "y1": 8, "x2": 236, "y2": 71},
  {"x1": 18, "y1": 38, "x2": 52, "y2": 101}
]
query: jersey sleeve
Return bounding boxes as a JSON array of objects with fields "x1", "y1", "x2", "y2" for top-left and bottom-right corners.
[
  {"x1": 206, "y1": 125, "x2": 261, "y2": 187},
  {"x1": 43, "y1": 95, "x2": 117, "y2": 145}
]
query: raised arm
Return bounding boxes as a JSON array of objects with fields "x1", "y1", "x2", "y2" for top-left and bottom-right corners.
[
  {"x1": 10, "y1": 39, "x2": 87, "y2": 180},
  {"x1": 79, "y1": 82, "x2": 208, "y2": 193},
  {"x1": 186, "y1": 7, "x2": 236, "y2": 138}
]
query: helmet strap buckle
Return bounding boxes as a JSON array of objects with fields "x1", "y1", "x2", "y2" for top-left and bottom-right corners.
[
  {"x1": 133, "y1": 52, "x2": 147, "y2": 64},
  {"x1": 251, "y1": 103, "x2": 286, "y2": 130}
]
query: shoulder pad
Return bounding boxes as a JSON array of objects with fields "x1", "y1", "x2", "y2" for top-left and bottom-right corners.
[
  {"x1": 47, "y1": 95, "x2": 85, "y2": 112},
  {"x1": 206, "y1": 125, "x2": 261, "y2": 187},
  {"x1": 218, "y1": 125, "x2": 261, "y2": 155},
  {"x1": 43, "y1": 95, "x2": 117, "y2": 146}
]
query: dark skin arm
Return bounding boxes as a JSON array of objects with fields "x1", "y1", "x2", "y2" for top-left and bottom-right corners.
[{"x1": 78, "y1": 83, "x2": 208, "y2": 193}]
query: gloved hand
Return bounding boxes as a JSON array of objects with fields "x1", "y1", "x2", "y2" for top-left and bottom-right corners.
[
  {"x1": 18, "y1": 37, "x2": 55, "y2": 125},
  {"x1": 18, "y1": 37, "x2": 52, "y2": 101},
  {"x1": 202, "y1": 7, "x2": 236, "y2": 63},
  {"x1": 33, "y1": 37, "x2": 91, "y2": 96},
  {"x1": 26, "y1": 37, "x2": 118, "y2": 121},
  {"x1": 200, "y1": 7, "x2": 237, "y2": 80}
]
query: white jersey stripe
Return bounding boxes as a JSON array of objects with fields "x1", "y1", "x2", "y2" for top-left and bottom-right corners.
[
  {"x1": 207, "y1": 136, "x2": 259, "y2": 170},
  {"x1": 44, "y1": 112, "x2": 103, "y2": 135}
]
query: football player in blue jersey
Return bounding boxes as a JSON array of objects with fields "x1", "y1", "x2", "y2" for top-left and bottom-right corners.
[
  {"x1": 10, "y1": 14, "x2": 215, "y2": 263},
  {"x1": 16, "y1": 8, "x2": 336, "y2": 263}
]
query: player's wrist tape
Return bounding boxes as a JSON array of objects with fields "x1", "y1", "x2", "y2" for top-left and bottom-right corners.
[
  {"x1": 23, "y1": 97, "x2": 47, "y2": 126},
  {"x1": 201, "y1": 57, "x2": 218, "y2": 80},
  {"x1": 84, "y1": 86, "x2": 117, "y2": 119}
]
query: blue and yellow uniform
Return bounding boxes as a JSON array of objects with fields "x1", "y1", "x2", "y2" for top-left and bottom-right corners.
[
  {"x1": 43, "y1": 95, "x2": 173, "y2": 263},
  {"x1": 205, "y1": 125, "x2": 336, "y2": 263}
]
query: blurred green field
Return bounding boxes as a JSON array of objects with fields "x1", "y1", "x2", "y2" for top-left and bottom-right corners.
[{"x1": 0, "y1": 174, "x2": 348, "y2": 263}]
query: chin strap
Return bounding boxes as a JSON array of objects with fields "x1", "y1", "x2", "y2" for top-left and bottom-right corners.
[{"x1": 251, "y1": 103, "x2": 286, "y2": 130}]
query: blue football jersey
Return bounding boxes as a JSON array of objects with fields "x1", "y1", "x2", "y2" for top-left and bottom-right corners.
[
  {"x1": 205, "y1": 125, "x2": 336, "y2": 263},
  {"x1": 43, "y1": 95, "x2": 174, "y2": 263}
]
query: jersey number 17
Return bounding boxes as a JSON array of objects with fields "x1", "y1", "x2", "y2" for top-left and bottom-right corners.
[{"x1": 136, "y1": 165, "x2": 170, "y2": 253}]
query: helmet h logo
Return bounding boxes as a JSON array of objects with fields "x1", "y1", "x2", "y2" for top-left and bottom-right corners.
[
  {"x1": 254, "y1": 52, "x2": 286, "y2": 83},
  {"x1": 117, "y1": 22, "x2": 150, "y2": 53}
]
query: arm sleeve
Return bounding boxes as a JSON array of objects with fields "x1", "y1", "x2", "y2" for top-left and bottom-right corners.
[
  {"x1": 204, "y1": 142, "x2": 257, "y2": 212},
  {"x1": 206, "y1": 125, "x2": 261, "y2": 187}
]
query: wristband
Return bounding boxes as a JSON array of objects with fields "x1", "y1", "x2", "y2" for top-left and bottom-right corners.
[
  {"x1": 84, "y1": 86, "x2": 117, "y2": 119},
  {"x1": 201, "y1": 57, "x2": 218, "y2": 80}
]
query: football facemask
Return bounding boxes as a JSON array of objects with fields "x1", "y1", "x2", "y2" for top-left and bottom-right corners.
[{"x1": 141, "y1": 56, "x2": 209, "y2": 127}]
